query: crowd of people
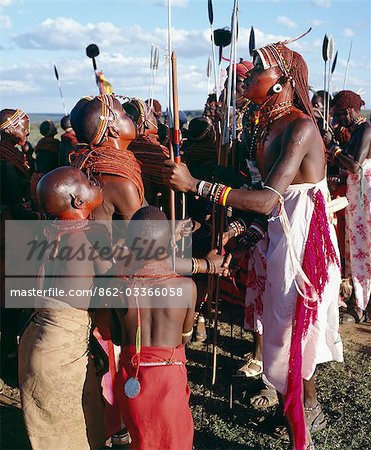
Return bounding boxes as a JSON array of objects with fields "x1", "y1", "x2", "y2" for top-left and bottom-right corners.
[{"x1": 0, "y1": 32, "x2": 370, "y2": 450}]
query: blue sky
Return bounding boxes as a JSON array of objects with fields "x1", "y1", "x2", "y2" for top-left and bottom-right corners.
[{"x1": 0, "y1": 0, "x2": 370, "y2": 113}]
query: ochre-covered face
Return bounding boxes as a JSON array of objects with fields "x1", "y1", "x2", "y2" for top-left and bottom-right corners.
[
  {"x1": 6, "y1": 116, "x2": 30, "y2": 146},
  {"x1": 113, "y1": 102, "x2": 138, "y2": 142},
  {"x1": 332, "y1": 105, "x2": 351, "y2": 127},
  {"x1": 242, "y1": 55, "x2": 282, "y2": 105}
]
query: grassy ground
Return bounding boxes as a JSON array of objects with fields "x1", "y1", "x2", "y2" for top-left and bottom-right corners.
[{"x1": 1, "y1": 303, "x2": 370, "y2": 450}]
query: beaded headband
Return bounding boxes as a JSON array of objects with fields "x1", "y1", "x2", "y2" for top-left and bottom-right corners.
[
  {"x1": 254, "y1": 28, "x2": 312, "y2": 77},
  {"x1": 0, "y1": 109, "x2": 27, "y2": 132},
  {"x1": 91, "y1": 94, "x2": 116, "y2": 145}
]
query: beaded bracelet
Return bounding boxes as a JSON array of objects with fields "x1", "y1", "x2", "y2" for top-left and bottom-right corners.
[
  {"x1": 229, "y1": 218, "x2": 247, "y2": 237},
  {"x1": 198, "y1": 181, "x2": 233, "y2": 205},
  {"x1": 239, "y1": 225, "x2": 265, "y2": 247},
  {"x1": 221, "y1": 187, "x2": 232, "y2": 206}
]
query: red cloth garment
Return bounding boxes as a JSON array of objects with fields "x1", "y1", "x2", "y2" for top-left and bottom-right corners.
[
  {"x1": 35, "y1": 136, "x2": 60, "y2": 154},
  {"x1": 61, "y1": 130, "x2": 78, "y2": 146},
  {"x1": 115, "y1": 345, "x2": 194, "y2": 450}
]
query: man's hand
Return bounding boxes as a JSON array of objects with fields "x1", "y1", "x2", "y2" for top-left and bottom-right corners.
[
  {"x1": 206, "y1": 248, "x2": 231, "y2": 277},
  {"x1": 163, "y1": 160, "x2": 199, "y2": 193}
]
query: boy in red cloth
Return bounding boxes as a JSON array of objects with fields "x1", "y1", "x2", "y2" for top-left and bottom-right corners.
[{"x1": 112, "y1": 206, "x2": 196, "y2": 450}]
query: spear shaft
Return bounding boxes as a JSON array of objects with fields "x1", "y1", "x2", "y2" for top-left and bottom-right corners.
[
  {"x1": 53, "y1": 65, "x2": 67, "y2": 116},
  {"x1": 343, "y1": 40, "x2": 352, "y2": 89}
]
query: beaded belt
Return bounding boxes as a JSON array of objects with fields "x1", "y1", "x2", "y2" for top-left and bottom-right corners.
[{"x1": 134, "y1": 361, "x2": 184, "y2": 367}]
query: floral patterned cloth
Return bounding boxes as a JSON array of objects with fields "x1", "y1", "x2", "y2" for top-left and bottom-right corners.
[
  {"x1": 344, "y1": 158, "x2": 371, "y2": 311},
  {"x1": 243, "y1": 237, "x2": 268, "y2": 334}
]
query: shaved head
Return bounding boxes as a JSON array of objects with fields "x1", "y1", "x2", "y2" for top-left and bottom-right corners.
[{"x1": 37, "y1": 166, "x2": 102, "y2": 218}]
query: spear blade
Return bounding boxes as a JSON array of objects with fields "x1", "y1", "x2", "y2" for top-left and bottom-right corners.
[
  {"x1": 322, "y1": 34, "x2": 329, "y2": 62},
  {"x1": 207, "y1": 56, "x2": 212, "y2": 78},
  {"x1": 150, "y1": 44, "x2": 154, "y2": 70},
  {"x1": 249, "y1": 26, "x2": 255, "y2": 57},
  {"x1": 327, "y1": 35, "x2": 334, "y2": 61},
  {"x1": 331, "y1": 50, "x2": 338, "y2": 75},
  {"x1": 208, "y1": 0, "x2": 214, "y2": 25},
  {"x1": 54, "y1": 64, "x2": 59, "y2": 81},
  {"x1": 154, "y1": 46, "x2": 160, "y2": 70}
]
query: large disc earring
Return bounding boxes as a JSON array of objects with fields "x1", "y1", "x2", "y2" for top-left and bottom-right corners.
[{"x1": 272, "y1": 83, "x2": 283, "y2": 93}]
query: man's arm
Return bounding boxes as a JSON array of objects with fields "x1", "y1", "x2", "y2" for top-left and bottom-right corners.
[
  {"x1": 182, "y1": 280, "x2": 197, "y2": 344},
  {"x1": 333, "y1": 124, "x2": 371, "y2": 173},
  {"x1": 164, "y1": 117, "x2": 315, "y2": 215}
]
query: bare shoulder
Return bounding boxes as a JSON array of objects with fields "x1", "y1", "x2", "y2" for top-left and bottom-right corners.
[
  {"x1": 288, "y1": 112, "x2": 319, "y2": 141},
  {"x1": 102, "y1": 174, "x2": 139, "y2": 194}
]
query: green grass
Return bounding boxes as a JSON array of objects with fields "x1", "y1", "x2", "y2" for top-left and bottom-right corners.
[{"x1": 1, "y1": 305, "x2": 370, "y2": 450}]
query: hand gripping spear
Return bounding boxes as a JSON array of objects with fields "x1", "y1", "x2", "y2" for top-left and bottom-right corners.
[{"x1": 53, "y1": 64, "x2": 67, "y2": 116}]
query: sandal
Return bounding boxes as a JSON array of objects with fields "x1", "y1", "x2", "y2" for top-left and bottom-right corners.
[
  {"x1": 195, "y1": 315, "x2": 207, "y2": 342},
  {"x1": 250, "y1": 386, "x2": 279, "y2": 409},
  {"x1": 111, "y1": 427, "x2": 130, "y2": 447},
  {"x1": 304, "y1": 403, "x2": 327, "y2": 434},
  {"x1": 0, "y1": 380, "x2": 21, "y2": 409},
  {"x1": 237, "y1": 356, "x2": 263, "y2": 378}
]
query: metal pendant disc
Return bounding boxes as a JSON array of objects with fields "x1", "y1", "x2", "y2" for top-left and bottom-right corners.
[{"x1": 124, "y1": 377, "x2": 141, "y2": 398}]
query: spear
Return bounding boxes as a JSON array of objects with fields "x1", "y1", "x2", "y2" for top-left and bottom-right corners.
[
  {"x1": 208, "y1": 0, "x2": 220, "y2": 100},
  {"x1": 212, "y1": 0, "x2": 239, "y2": 386},
  {"x1": 151, "y1": 46, "x2": 160, "y2": 110},
  {"x1": 165, "y1": 0, "x2": 177, "y2": 270},
  {"x1": 326, "y1": 35, "x2": 334, "y2": 130},
  {"x1": 53, "y1": 64, "x2": 67, "y2": 116},
  {"x1": 249, "y1": 26, "x2": 255, "y2": 58},
  {"x1": 148, "y1": 44, "x2": 155, "y2": 101},
  {"x1": 86, "y1": 43, "x2": 103, "y2": 94},
  {"x1": 343, "y1": 40, "x2": 352, "y2": 89},
  {"x1": 322, "y1": 35, "x2": 329, "y2": 130},
  {"x1": 207, "y1": 56, "x2": 212, "y2": 96}
]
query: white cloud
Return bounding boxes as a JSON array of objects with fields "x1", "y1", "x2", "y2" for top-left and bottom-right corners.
[
  {"x1": 311, "y1": 0, "x2": 331, "y2": 7},
  {"x1": 0, "y1": 14, "x2": 11, "y2": 28},
  {"x1": 151, "y1": 0, "x2": 188, "y2": 6},
  {"x1": 276, "y1": 16, "x2": 298, "y2": 29},
  {"x1": 311, "y1": 19, "x2": 325, "y2": 27},
  {"x1": 0, "y1": 0, "x2": 13, "y2": 6},
  {"x1": 13, "y1": 17, "x2": 128, "y2": 50},
  {"x1": 342, "y1": 27, "x2": 355, "y2": 37},
  {"x1": 0, "y1": 80, "x2": 39, "y2": 93}
]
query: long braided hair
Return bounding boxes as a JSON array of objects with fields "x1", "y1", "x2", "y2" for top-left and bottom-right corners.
[{"x1": 255, "y1": 41, "x2": 316, "y2": 124}]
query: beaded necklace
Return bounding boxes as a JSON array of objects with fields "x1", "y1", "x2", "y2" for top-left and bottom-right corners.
[
  {"x1": 247, "y1": 101, "x2": 294, "y2": 159},
  {"x1": 350, "y1": 116, "x2": 367, "y2": 132}
]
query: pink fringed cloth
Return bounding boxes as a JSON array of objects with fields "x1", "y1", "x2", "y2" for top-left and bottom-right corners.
[
  {"x1": 284, "y1": 189, "x2": 339, "y2": 450},
  {"x1": 69, "y1": 143, "x2": 144, "y2": 203},
  {"x1": 128, "y1": 134, "x2": 169, "y2": 186}
]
